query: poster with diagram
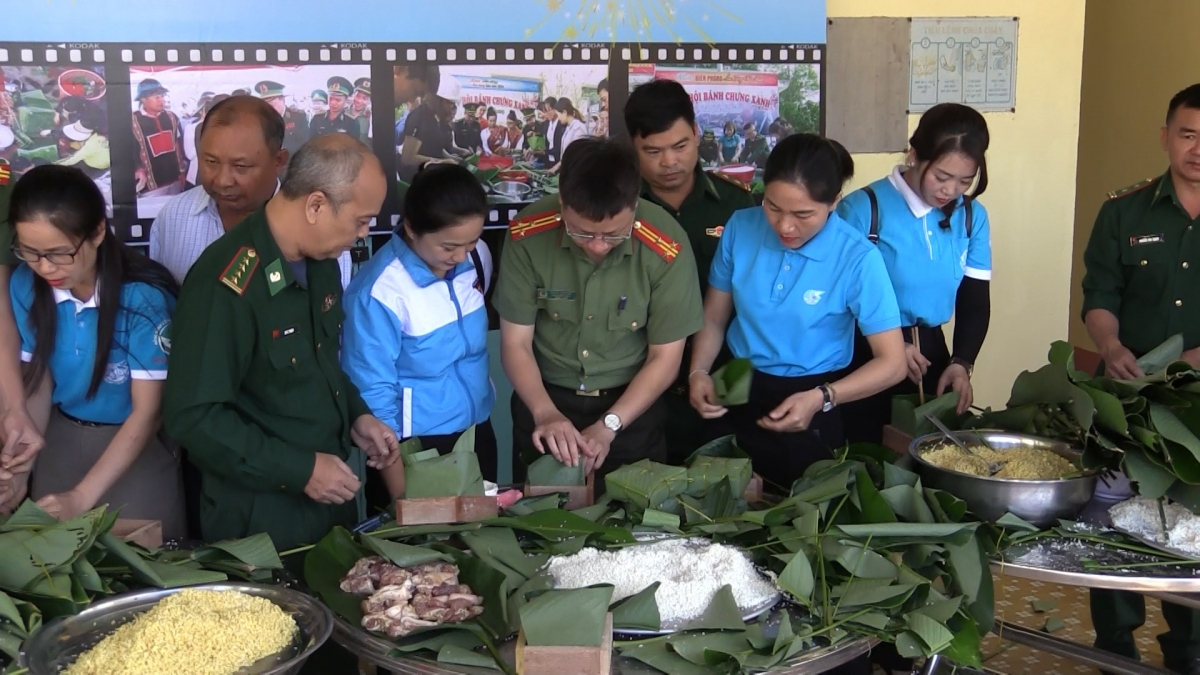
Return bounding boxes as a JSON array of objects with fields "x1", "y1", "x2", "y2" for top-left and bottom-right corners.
[{"x1": 909, "y1": 17, "x2": 1018, "y2": 113}]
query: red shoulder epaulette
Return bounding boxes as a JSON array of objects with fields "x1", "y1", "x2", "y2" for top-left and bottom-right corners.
[
  {"x1": 633, "y1": 219, "x2": 681, "y2": 262},
  {"x1": 0, "y1": 159, "x2": 9, "y2": 186},
  {"x1": 509, "y1": 210, "x2": 562, "y2": 240}
]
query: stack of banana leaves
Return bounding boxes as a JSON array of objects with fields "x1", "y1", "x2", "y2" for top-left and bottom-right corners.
[{"x1": 898, "y1": 336, "x2": 1200, "y2": 512}]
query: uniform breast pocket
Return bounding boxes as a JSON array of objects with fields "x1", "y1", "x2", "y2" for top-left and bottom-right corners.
[
  {"x1": 607, "y1": 304, "x2": 648, "y2": 335},
  {"x1": 1120, "y1": 237, "x2": 1172, "y2": 268},
  {"x1": 537, "y1": 298, "x2": 580, "y2": 326},
  {"x1": 266, "y1": 335, "x2": 312, "y2": 378}
]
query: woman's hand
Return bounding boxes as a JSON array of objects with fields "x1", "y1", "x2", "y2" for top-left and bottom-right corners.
[
  {"x1": 688, "y1": 372, "x2": 728, "y2": 419},
  {"x1": 37, "y1": 488, "x2": 91, "y2": 521},
  {"x1": 937, "y1": 363, "x2": 974, "y2": 414},
  {"x1": 758, "y1": 389, "x2": 823, "y2": 433},
  {"x1": 0, "y1": 472, "x2": 28, "y2": 514},
  {"x1": 904, "y1": 343, "x2": 931, "y2": 384}
]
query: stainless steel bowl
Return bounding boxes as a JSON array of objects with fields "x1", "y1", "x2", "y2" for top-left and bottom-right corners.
[
  {"x1": 909, "y1": 431, "x2": 1098, "y2": 528},
  {"x1": 491, "y1": 181, "x2": 532, "y2": 198},
  {"x1": 19, "y1": 582, "x2": 332, "y2": 675}
]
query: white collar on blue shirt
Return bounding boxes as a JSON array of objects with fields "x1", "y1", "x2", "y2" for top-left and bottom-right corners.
[
  {"x1": 52, "y1": 282, "x2": 99, "y2": 312},
  {"x1": 189, "y1": 179, "x2": 282, "y2": 218},
  {"x1": 887, "y1": 166, "x2": 935, "y2": 218}
]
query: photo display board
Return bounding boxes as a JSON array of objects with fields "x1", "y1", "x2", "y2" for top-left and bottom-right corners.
[{"x1": 0, "y1": 0, "x2": 827, "y2": 243}]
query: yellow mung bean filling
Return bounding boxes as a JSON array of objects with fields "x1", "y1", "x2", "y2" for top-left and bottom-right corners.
[
  {"x1": 922, "y1": 443, "x2": 1075, "y2": 480},
  {"x1": 65, "y1": 589, "x2": 297, "y2": 675}
]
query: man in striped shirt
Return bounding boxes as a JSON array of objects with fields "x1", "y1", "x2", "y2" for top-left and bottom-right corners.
[{"x1": 150, "y1": 95, "x2": 351, "y2": 286}]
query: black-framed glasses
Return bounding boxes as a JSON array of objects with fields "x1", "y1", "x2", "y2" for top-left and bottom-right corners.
[
  {"x1": 12, "y1": 239, "x2": 86, "y2": 266},
  {"x1": 563, "y1": 218, "x2": 635, "y2": 245}
]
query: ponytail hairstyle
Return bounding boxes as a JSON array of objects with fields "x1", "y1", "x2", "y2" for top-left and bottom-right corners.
[
  {"x1": 9, "y1": 165, "x2": 179, "y2": 398},
  {"x1": 909, "y1": 102, "x2": 989, "y2": 229},
  {"x1": 554, "y1": 97, "x2": 578, "y2": 120},
  {"x1": 763, "y1": 133, "x2": 854, "y2": 205}
]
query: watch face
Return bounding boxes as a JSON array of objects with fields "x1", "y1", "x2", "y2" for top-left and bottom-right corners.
[{"x1": 604, "y1": 413, "x2": 621, "y2": 431}]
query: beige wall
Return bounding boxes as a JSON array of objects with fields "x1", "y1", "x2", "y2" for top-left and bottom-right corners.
[
  {"x1": 828, "y1": 0, "x2": 1087, "y2": 407},
  {"x1": 1068, "y1": 0, "x2": 1200, "y2": 349}
]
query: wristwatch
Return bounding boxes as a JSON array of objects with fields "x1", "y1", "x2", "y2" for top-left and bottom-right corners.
[
  {"x1": 817, "y1": 385, "x2": 835, "y2": 413},
  {"x1": 603, "y1": 413, "x2": 623, "y2": 433},
  {"x1": 950, "y1": 357, "x2": 974, "y2": 377}
]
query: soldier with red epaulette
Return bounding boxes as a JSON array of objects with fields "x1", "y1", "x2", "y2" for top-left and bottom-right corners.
[{"x1": 494, "y1": 138, "x2": 703, "y2": 490}]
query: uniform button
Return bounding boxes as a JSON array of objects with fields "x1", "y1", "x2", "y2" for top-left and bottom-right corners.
[
  {"x1": 290, "y1": 357, "x2": 297, "y2": 365},
  {"x1": 582, "y1": 350, "x2": 590, "y2": 358},
  {"x1": 784, "y1": 265, "x2": 791, "y2": 271},
  {"x1": 553, "y1": 312, "x2": 560, "y2": 319},
  {"x1": 1177, "y1": 299, "x2": 1184, "y2": 307},
  {"x1": 1140, "y1": 260, "x2": 1148, "y2": 266},
  {"x1": 631, "y1": 321, "x2": 638, "y2": 328},
  {"x1": 777, "y1": 284, "x2": 783, "y2": 290},
  {"x1": 317, "y1": 342, "x2": 322, "y2": 349},
  {"x1": 1185, "y1": 262, "x2": 1191, "y2": 269},
  {"x1": 587, "y1": 315, "x2": 594, "y2": 321}
]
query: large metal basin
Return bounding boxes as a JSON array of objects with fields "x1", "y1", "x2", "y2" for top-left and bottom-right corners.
[
  {"x1": 909, "y1": 431, "x2": 1098, "y2": 528},
  {"x1": 20, "y1": 582, "x2": 332, "y2": 675}
]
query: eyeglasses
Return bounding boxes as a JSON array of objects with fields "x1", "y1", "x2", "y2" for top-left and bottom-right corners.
[
  {"x1": 12, "y1": 239, "x2": 86, "y2": 266},
  {"x1": 563, "y1": 220, "x2": 634, "y2": 245}
]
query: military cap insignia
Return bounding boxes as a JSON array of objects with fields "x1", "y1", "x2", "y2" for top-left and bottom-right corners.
[
  {"x1": 1107, "y1": 177, "x2": 1156, "y2": 200},
  {"x1": 710, "y1": 170, "x2": 752, "y2": 192},
  {"x1": 0, "y1": 159, "x2": 9, "y2": 186},
  {"x1": 633, "y1": 219, "x2": 681, "y2": 262},
  {"x1": 509, "y1": 210, "x2": 562, "y2": 240},
  {"x1": 219, "y1": 247, "x2": 259, "y2": 295}
]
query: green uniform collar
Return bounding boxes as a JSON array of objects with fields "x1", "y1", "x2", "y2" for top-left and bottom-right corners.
[{"x1": 248, "y1": 210, "x2": 298, "y2": 295}]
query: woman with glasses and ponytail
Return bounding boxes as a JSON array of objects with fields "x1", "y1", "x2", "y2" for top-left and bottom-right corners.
[
  {"x1": 837, "y1": 103, "x2": 993, "y2": 449},
  {"x1": 6, "y1": 165, "x2": 184, "y2": 537}
]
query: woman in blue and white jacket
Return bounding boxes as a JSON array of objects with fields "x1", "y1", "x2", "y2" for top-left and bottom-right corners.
[{"x1": 342, "y1": 164, "x2": 496, "y2": 508}]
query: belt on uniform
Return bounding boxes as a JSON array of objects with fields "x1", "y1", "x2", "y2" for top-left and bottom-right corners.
[
  {"x1": 545, "y1": 382, "x2": 627, "y2": 398},
  {"x1": 57, "y1": 407, "x2": 117, "y2": 428}
]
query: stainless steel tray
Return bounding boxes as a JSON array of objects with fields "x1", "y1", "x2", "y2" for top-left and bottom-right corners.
[{"x1": 19, "y1": 582, "x2": 332, "y2": 675}]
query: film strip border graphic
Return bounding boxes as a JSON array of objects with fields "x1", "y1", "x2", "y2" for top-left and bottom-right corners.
[{"x1": 0, "y1": 41, "x2": 824, "y2": 243}]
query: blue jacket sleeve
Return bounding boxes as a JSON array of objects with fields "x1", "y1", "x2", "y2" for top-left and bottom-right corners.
[{"x1": 341, "y1": 288, "x2": 404, "y2": 437}]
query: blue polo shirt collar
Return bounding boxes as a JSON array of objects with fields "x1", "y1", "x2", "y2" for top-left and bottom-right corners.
[
  {"x1": 52, "y1": 283, "x2": 99, "y2": 313},
  {"x1": 765, "y1": 212, "x2": 841, "y2": 261}
]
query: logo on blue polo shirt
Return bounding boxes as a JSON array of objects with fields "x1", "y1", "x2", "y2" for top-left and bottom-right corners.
[
  {"x1": 104, "y1": 360, "x2": 130, "y2": 385},
  {"x1": 154, "y1": 319, "x2": 172, "y2": 355},
  {"x1": 803, "y1": 290, "x2": 825, "y2": 305}
]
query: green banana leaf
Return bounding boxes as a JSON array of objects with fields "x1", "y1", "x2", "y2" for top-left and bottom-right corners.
[
  {"x1": 604, "y1": 460, "x2": 688, "y2": 511},
  {"x1": 519, "y1": 587, "x2": 612, "y2": 647},
  {"x1": 526, "y1": 454, "x2": 585, "y2": 487},
  {"x1": 711, "y1": 358, "x2": 753, "y2": 406}
]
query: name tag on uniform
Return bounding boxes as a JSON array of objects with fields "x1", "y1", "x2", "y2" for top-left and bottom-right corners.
[
  {"x1": 271, "y1": 326, "x2": 297, "y2": 339},
  {"x1": 705, "y1": 225, "x2": 725, "y2": 238},
  {"x1": 536, "y1": 288, "x2": 576, "y2": 301},
  {"x1": 1130, "y1": 234, "x2": 1165, "y2": 246}
]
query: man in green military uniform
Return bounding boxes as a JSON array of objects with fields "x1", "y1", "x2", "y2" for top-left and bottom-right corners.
[
  {"x1": 623, "y1": 79, "x2": 757, "y2": 464},
  {"x1": 310, "y1": 89, "x2": 328, "y2": 118},
  {"x1": 453, "y1": 102, "x2": 482, "y2": 155},
  {"x1": 1082, "y1": 83, "x2": 1200, "y2": 674},
  {"x1": 520, "y1": 107, "x2": 543, "y2": 159},
  {"x1": 163, "y1": 134, "x2": 398, "y2": 552},
  {"x1": 741, "y1": 123, "x2": 771, "y2": 169},
  {"x1": 0, "y1": 158, "x2": 46, "y2": 513},
  {"x1": 308, "y1": 76, "x2": 358, "y2": 139},
  {"x1": 495, "y1": 138, "x2": 703, "y2": 489},
  {"x1": 345, "y1": 77, "x2": 372, "y2": 143},
  {"x1": 256, "y1": 80, "x2": 309, "y2": 158}
]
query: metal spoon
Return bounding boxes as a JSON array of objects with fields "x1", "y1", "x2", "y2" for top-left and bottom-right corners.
[{"x1": 924, "y1": 413, "x2": 1004, "y2": 475}]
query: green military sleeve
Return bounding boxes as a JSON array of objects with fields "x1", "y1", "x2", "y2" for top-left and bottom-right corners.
[
  {"x1": 0, "y1": 166, "x2": 17, "y2": 266},
  {"x1": 163, "y1": 276, "x2": 317, "y2": 495},
  {"x1": 493, "y1": 234, "x2": 540, "y2": 326},
  {"x1": 1080, "y1": 199, "x2": 1124, "y2": 321}
]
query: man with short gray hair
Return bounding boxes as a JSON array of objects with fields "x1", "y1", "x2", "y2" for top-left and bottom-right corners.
[{"x1": 164, "y1": 133, "x2": 399, "y2": 553}]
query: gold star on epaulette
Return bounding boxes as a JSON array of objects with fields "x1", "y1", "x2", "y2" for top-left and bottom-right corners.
[{"x1": 219, "y1": 247, "x2": 260, "y2": 296}]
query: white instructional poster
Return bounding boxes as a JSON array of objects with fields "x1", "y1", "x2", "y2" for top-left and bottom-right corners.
[{"x1": 909, "y1": 17, "x2": 1018, "y2": 113}]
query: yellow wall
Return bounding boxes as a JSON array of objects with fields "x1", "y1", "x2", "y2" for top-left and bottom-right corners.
[
  {"x1": 827, "y1": 0, "x2": 1087, "y2": 407},
  {"x1": 1068, "y1": 0, "x2": 1200, "y2": 349}
]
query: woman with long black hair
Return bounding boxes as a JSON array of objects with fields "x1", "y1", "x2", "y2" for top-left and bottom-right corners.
[
  {"x1": 7, "y1": 165, "x2": 184, "y2": 536},
  {"x1": 837, "y1": 103, "x2": 992, "y2": 446}
]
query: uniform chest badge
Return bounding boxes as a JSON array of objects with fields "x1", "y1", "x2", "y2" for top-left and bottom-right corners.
[
  {"x1": 803, "y1": 290, "x2": 825, "y2": 305},
  {"x1": 705, "y1": 225, "x2": 725, "y2": 238},
  {"x1": 323, "y1": 293, "x2": 336, "y2": 312},
  {"x1": 1130, "y1": 234, "x2": 1165, "y2": 246}
]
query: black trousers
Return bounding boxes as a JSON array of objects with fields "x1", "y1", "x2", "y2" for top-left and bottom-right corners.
[
  {"x1": 727, "y1": 369, "x2": 844, "y2": 491},
  {"x1": 364, "y1": 419, "x2": 500, "y2": 515},
  {"x1": 510, "y1": 383, "x2": 667, "y2": 494},
  {"x1": 842, "y1": 325, "x2": 951, "y2": 446}
]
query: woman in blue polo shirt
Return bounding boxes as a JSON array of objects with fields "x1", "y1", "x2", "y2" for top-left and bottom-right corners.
[
  {"x1": 688, "y1": 134, "x2": 907, "y2": 486},
  {"x1": 837, "y1": 103, "x2": 992, "y2": 445},
  {"x1": 7, "y1": 165, "x2": 184, "y2": 536},
  {"x1": 342, "y1": 164, "x2": 496, "y2": 507}
]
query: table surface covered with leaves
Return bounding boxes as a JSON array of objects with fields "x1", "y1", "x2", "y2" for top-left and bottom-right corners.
[{"x1": 305, "y1": 439, "x2": 995, "y2": 674}]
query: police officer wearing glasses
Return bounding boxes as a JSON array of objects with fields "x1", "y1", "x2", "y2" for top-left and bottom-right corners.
[{"x1": 494, "y1": 138, "x2": 703, "y2": 490}]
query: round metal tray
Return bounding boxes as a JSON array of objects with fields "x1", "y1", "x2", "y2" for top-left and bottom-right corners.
[{"x1": 19, "y1": 582, "x2": 332, "y2": 675}]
